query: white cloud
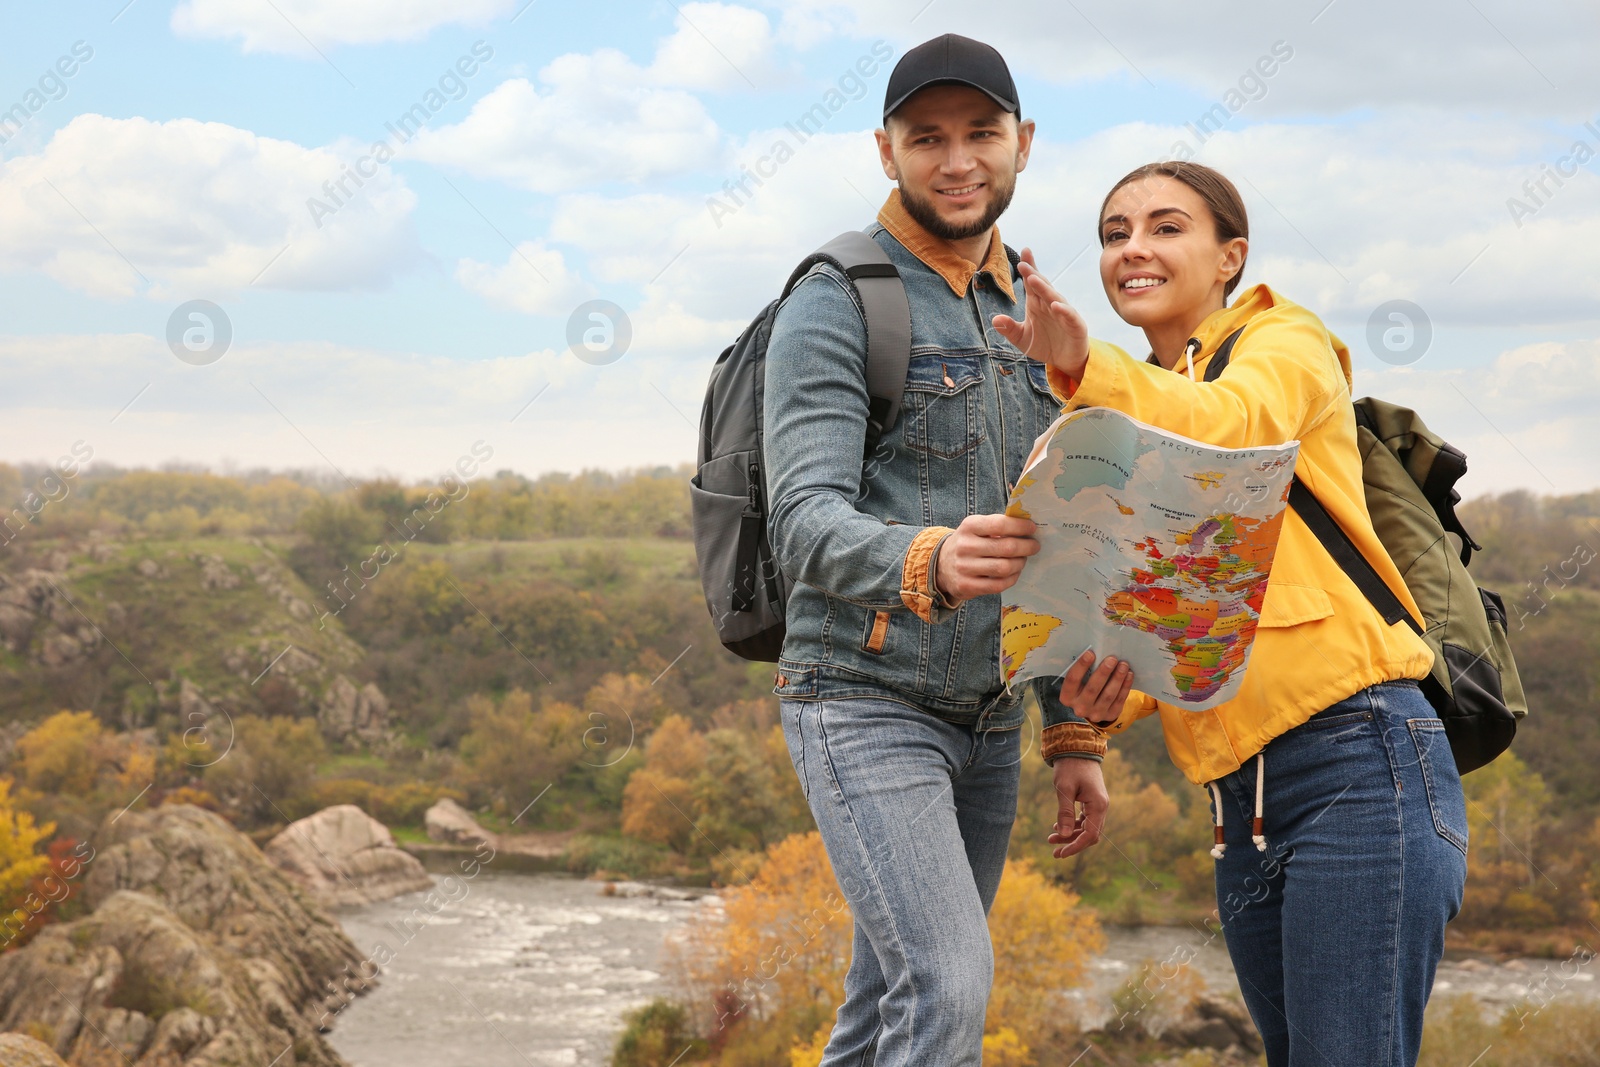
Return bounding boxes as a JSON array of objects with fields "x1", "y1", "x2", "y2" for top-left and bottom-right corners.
[
  {"x1": 533, "y1": 128, "x2": 890, "y2": 353},
  {"x1": 773, "y1": 0, "x2": 1600, "y2": 117},
  {"x1": 987, "y1": 113, "x2": 1600, "y2": 340},
  {"x1": 1352, "y1": 340, "x2": 1600, "y2": 496},
  {"x1": 0, "y1": 115, "x2": 419, "y2": 299},
  {"x1": 649, "y1": 2, "x2": 776, "y2": 91},
  {"x1": 407, "y1": 4, "x2": 785, "y2": 193},
  {"x1": 171, "y1": 0, "x2": 513, "y2": 54},
  {"x1": 407, "y1": 60, "x2": 723, "y2": 193},
  {"x1": 455, "y1": 241, "x2": 592, "y2": 315},
  {"x1": 1, "y1": 327, "x2": 1591, "y2": 494}
]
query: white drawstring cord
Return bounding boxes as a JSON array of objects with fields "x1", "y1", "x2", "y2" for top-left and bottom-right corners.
[
  {"x1": 1208, "y1": 753, "x2": 1269, "y2": 860},
  {"x1": 1252, "y1": 753, "x2": 1267, "y2": 852},
  {"x1": 1184, "y1": 337, "x2": 1200, "y2": 382},
  {"x1": 1208, "y1": 781, "x2": 1226, "y2": 858}
]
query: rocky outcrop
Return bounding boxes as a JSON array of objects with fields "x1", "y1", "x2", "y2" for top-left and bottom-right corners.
[
  {"x1": 0, "y1": 804, "x2": 377, "y2": 1066},
  {"x1": 250, "y1": 560, "x2": 314, "y2": 622},
  {"x1": 1163, "y1": 993, "x2": 1263, "y2": 1055},
  {"x1": 317, "y1": 676, "x2": 389, "y2": 745},
  {"x1": 0, "y1": 569, "x2": 99, "y2": 664},
  {"x1": 0, "y1": 1033, "x2": 70, "y2": 1066},
  {"x1": 197, "y1": 555, "x2": 241, "y2": 591},
  {"x1": 424, "y1": 798, "x2": 495, "y2": 848},
  {"x1": 265, "y1": 805, "x2": 433, "y2": 908}
]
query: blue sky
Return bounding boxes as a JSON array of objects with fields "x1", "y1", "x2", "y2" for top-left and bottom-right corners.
[{"x1": 2, "y1": 0, "x2": 1597, "y2": 494}]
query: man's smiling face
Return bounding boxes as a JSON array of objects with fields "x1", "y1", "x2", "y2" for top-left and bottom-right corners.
[{"x1": 876, "y1": 84, "x2": 1035, "y2": 242}]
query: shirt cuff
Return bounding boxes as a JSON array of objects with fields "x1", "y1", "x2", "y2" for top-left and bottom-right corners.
[
  {"x1": 1041, "y1": 720, "x2": 1109, "y2": 763},
  {"x1": 900, "y1": 525, "x2": 956, "y2": 623}
]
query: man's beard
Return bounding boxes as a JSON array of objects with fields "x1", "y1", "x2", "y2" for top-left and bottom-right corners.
[{"x1": 897, "y1": 168, "x2": 1017, "y2": 241}]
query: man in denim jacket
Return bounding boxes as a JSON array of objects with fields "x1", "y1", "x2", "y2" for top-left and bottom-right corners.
[{"x1": 765, "y1": 34, "x2": 1132, "y2": 1066}]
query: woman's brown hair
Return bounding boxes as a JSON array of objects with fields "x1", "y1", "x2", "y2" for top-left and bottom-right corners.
[{"x1": 1099, "y1": 161, "x2": 1251, "y2": 299}]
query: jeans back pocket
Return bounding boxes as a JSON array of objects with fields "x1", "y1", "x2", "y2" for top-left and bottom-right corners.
[{"x1": 1408, "y1": 717, "x2": 1469, "y2": 856}]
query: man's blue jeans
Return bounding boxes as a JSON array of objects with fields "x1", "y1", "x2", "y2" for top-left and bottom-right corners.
[
  {"x1": 1212, "y1": 679, "x2": 1469, "y2": 1067},
  {"x1": 779, "y1": 696, "x2": 1022, "y2": 1066}
]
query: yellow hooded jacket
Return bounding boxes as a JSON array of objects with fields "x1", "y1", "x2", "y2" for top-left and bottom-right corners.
[{"x1": 1042, "y1": 283, "x2": 1435, "y2": 786}]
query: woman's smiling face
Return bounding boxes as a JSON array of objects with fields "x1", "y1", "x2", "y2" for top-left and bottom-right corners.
[{"x1": 1098, "y1": 176, "x2": 1247, "y2": 329}]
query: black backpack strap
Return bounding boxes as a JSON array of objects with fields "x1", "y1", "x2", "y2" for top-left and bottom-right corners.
[
  {"x1": 1200, "y1": 326, "x2": 1248, "y2": 382},
  {"x1": 1288, "y1": 475, "x2": 1424, "y2": 635},
  {"x1": 1202, "y1": 326, "x2": 1424, "y2": 632},
  {"x1": 781, "y1": 231, "x2": 912, "y2": 456}
]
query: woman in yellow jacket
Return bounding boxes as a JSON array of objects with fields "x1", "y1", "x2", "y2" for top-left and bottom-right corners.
[{"x1": 994, "y1": 161, "x2": 1468, "y2": 1067}]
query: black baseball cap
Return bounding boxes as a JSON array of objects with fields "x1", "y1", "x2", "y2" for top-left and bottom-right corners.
[{"x1": 882, "y1": 34, "x2": 1020, "y2": 125}]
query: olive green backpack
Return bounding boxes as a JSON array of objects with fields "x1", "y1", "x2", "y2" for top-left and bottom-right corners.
[{"x1": 1207, "y1": 330, "x2": 1526, "y2": 773}]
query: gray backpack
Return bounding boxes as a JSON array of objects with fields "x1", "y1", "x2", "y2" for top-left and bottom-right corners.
[{"x1": 691, "y1": 231, "x2": 911, "y2": 662}]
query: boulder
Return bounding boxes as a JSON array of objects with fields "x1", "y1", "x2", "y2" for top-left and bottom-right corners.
[
  {"x1": 0, "y1": 604, "x2": 33, "y2": 647},
  {"x1": 424, "y1": 798, "x2": 496, "y2": 848},
  {"x1": 1167, "y1": 993, "x2": 1263, "y2": 1054},
  {"x1": 37, "y1": 633, "x2": 82, "y2": 667},
  {"x1": 0, "y1": 804, "x2": 376, "y2": 1066},
  {"x1": 135, "y1": 559, "x2": 164, "y2": 579},
  {"x1": 177, "y1": 677, "x2": 214, "y2": 724},
  {"x1": 0, "y1": 1033, "x2": 71, "y2": 1066},
  {"x1": 317, "y1": 676, "x2": 389, "y2": 744},
  {"x1": 198, "y1": 556, "x2": 241, "y2": 591},
  {"x1": 265, "y1": 805, "x2": 433, "y2": 908}
]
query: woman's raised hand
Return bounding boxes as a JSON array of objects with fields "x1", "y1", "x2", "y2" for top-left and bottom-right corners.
[{"x1": 992, "y1": 247, "x2": 1092, "y2": 382}]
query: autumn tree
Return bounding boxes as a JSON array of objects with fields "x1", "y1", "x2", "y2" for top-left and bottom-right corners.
[
  {"x1": 202, "y1": 714, "x2": 326, "y2": 826},
  {"x1": 0, "y1": 777, "x2": 56, "y2": 949},
  {"x1": 621, "y1": 717, "x2": 811, "y2": 874},
  {"x1": 985, "y1": 856, "x2": 1106, "y2": 1051},
  {"x1": 10, "y1": 711, "x2": 156, "y2": 840},
  {"x1": 622, "y1": 716, "x2": 707, "y2": 856},
  {"x1": 669, "y1": 831, "x2": 1105, "y2": 1067},
  {"x1": 1457, "y1": 751, "x2": 1590, "y2": 931},
  {"x1": 456, "y1": 688, "x2": 584, "y2": 817}
]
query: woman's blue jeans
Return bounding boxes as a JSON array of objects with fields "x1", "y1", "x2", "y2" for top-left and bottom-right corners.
[
  {"x1": 779, "y1": 696, "x2": 1022, "y2": 1067},
  {"x1": 1212, "y1": 679, "x2": 1469, "y2": 1067}
]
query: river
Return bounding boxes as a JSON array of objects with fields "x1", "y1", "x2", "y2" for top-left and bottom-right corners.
[{"x1": 324, "y1": 872, "x2": 1595, "y2": 1067}]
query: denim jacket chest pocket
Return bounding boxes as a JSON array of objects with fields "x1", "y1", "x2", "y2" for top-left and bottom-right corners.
[
  {"x1": 900, "y1": 351, "x2": 986, "y2": 459},
  {"x1": 1022, "y1": 359, "x2": 1062, "y2": 442}
]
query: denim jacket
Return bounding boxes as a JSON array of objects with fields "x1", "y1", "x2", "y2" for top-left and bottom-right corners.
[{"x1": 763, "y1": 190, "x2": 1107, "y2": 762}]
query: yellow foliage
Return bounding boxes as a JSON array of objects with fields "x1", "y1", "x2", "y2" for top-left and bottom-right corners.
[
  {"x1": 583, "y1": 672, "x2": 665, "y2": 735},
  {"x1": 673, "y1": 832, "x2": 1103, "y2": 1060},
  {"x1": 640, "y1": 715, "x2": 706, "y2": 779},
  {"x1": 987, "y1": 856, "x2": 1105, "y2": 1046},
  {"x1": 981, "y1": 1027, "x2": 1032, "y2": 1067},
  {"x1": 671, "y1": 831, "x2": 852, "y2": 1031},
  {"x1": 12, "y1": 711, "x2": 156, "y2": 819},
  {"x1": 0, "y1": 777, "x2": 56, "y2": 913},
  {"x1": 787, "y1": 1024, "x2": 829, "y2": 1067},
  {"x1": 13, "y1": 711, "x2": 109, "y2": 795},
  {"x1": 621, "y1": 717, "x2": 708, "y2": 853}
]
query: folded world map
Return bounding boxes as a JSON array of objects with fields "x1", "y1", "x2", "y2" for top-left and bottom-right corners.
[{"x1": 1001, "y1": 406, "x2": 1300, "y2": 711}]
